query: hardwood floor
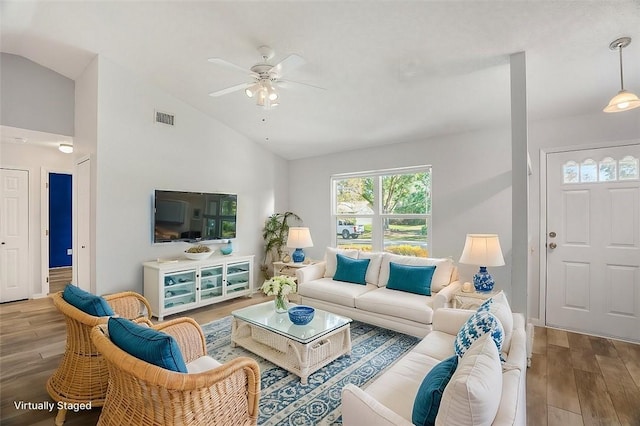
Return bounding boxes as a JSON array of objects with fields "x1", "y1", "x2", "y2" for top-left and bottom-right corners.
[
  {"x1": 1, "y1": 295, "x2": 638, "y2": 425},
  {"x1": 48, "y1": 267, "x2": 72, "y2": 294},
  {"x1": 526, "y1": 326, "x2": 640, "y2": 426}
]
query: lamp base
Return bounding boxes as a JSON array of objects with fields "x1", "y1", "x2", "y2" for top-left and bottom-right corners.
[
  {"x1": 291, "y1": 248, "x2": 305, "y2": 263},
  {"x1": 473, "y1": 266, "x2": 495, "y2": 292}
]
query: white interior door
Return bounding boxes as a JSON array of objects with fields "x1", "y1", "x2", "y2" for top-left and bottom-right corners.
[
  {"x1": 1, "y1": 168, "x2": 30, "y2": 302},
  {"x1": 76, "y1": 159, "x2": 91, "y2": 292},
  {"x1": 546, "y1": 144, "x2": 640, "y2": 342}
]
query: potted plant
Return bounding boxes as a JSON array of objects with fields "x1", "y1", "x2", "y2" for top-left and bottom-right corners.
[{"x1": 261, "y1": 211, "x2": 301, "y2": 278}]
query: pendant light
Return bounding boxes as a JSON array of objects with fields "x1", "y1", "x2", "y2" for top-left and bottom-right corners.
[{"x1": 603, "y1": 37, "x2": 640, "y2": 113}]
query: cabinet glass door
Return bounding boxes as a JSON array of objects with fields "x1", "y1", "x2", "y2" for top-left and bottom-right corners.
[
  {"x1": 164, "y1": 270, "x2": 196, "y2": 309},
  {"x1": 200, "y1": 265, "x2": 223, "y2": 301},
  {"x1": 226, "y1": 261, "x2": 250, "y2": 294}
]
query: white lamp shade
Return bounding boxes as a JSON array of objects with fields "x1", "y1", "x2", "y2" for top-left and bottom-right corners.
[
  {"x1": 459, "y1": 234, "x2": 505, "y2": 267},
  {"x1": 287, "y1": 227, "x2": 313, "y2": 248},
  {"x1": 603, "y1": 90, "x2": 640, "y2": 112}
]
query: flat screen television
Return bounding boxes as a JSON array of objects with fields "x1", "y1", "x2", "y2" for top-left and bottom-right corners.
[{"x1": 153, "y1": 190, "x2": 237, "y2": 243}]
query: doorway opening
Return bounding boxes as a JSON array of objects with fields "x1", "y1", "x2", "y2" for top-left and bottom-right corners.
[{"x1": 47, "y1": 172, "x2": 73, "y2": 294}]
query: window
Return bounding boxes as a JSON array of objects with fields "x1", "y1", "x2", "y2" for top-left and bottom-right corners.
[
  {"x1": 332, "y1": 166, "x2": 431, "y2": 257},
  {"x1": 598, "y1": 157, "x2": 617, "y2": 182},
  {"x1": 562, "y1": 154, "x2": 639, "y2": 184},
  {"x1": 619, "y1": 156, "x2": 639, "y2": 180}
]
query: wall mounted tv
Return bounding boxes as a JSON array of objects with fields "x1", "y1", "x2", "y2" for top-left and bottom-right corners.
[{"x1": 153, "y1": 190, "x2": 237, "y2": 243}]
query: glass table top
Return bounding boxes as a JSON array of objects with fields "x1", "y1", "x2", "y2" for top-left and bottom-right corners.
[{"x1": 231, "y1": 301, "x2": 352, "y2": 344}]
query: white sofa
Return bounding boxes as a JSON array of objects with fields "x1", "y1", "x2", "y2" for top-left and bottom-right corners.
[
  {"x1": 297, "y1": 249, "x2": 461, "y2": 337},
  {"x1": 342, "y1": 307, "x2": 528, "y2": 426}
]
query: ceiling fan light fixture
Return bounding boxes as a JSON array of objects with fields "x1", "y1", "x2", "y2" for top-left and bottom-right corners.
[
  {"x1": 245, "y1": 83, "x2": 260, "y2": 98},
  {"x1": 263, "y1": 80, "x2": 278, "y2": 101},
  {"x1": 603, "y1": 37, "x2": 640, "y2": 113},
  {"x1": 256, "y1": 86, "x2": 267, "y2": 106}
]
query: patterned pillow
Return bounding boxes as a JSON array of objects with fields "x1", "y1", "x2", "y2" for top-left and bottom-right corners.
[
  {"x1": 477, "y1": 291, "x2": 514, "y2": 353},
  {"x1": 454, "y1": 311, "x2": 504, "y2": 360}
]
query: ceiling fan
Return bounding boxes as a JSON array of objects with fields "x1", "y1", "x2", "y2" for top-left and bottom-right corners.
[{"x1": 208, "y1": 46, "x2": 324, "y2": 108}]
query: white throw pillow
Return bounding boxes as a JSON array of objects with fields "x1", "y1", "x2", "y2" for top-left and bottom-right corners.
[
  {"x1": 436, "y1": 334, "x2": 503, "y2": 426},
  {"x1": 357, "y1": 251, "x2": 384, "y2": 286},
  {"x1": 477, "y1": 290, "x2": 514, "y2": 353},
  {"x1": 378, "y1": 254, "x2": 453, "y2": 292},
  {"x1": 324, "y1": 247, "x2": 359, "y2": 278}
]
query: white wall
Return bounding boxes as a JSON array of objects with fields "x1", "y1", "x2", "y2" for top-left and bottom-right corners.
[
  {"x1": 86, "y1": 57, "x2": 288, "y2": 295},
  {"x1": 0, "y1": 53, "x2": 75, "y2": 136},
  {"x1": 289, "y1": 125, "x2": 516, "y2": 306},
  {"x1": 74, "y1": 56, "x2": 99, "y2": 292},
  {"x1": 527, "y1": 110, "x2": 640, "y2": 323},
  {"x1": 0, "y1": 142, "x2": 74, "y2": 297}
]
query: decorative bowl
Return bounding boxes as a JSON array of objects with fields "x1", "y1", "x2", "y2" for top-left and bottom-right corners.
[
  {"x1": 220, "y1": 246, "x2": 233, "y2": 255},
  {"x1": 288, "y1": 305, "x2": 315, "y2": 325},
  {"x1": 184, "y1": 250, "x2": 213, "y2": 260}
]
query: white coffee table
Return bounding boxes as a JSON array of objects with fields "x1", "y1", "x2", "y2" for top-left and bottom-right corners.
[{"x1": 231, "y1": 301, "x2": 352, "y2": 384}]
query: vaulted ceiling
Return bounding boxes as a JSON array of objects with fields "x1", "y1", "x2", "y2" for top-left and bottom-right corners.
[{"x1": 1, "y1": 1, "x2": 639, "y2": 159}]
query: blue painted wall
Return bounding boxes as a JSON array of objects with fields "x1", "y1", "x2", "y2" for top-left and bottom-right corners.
[{"x1": 49, "y1": 173, "x2": 72, "y2": 268}]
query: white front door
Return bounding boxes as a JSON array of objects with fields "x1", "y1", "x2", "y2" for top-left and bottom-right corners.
[
  {"x1": 0, "y1": 168, "x2": 30, "y2": 302},
  {"x1": 546, "y1": 144, "x2": 640, "y2": 342}
]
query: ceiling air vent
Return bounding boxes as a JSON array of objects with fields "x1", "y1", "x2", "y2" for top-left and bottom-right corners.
[{"x1": 155, "y1": 110, "x2": 175, "y2": 126}]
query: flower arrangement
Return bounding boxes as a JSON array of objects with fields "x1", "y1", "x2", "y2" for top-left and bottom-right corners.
[{"x1": 261, "y1": 275, "x2": 297, "y2": 312}]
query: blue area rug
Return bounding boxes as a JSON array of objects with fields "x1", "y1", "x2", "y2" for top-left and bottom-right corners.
[{"x1": 202, "y1": 316, "x2": 420, "y2": 425}]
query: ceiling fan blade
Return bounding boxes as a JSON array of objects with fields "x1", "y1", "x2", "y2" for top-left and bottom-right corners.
[
  {"x1": 209, "y1": 83, "x2": 250, "y2": 97},
  {"x1": 277, "y1": 79, "x2": 326, "y2": 91},
  {"x1": 272, "y1": 54, "x2": 306, "y2": 77},
  {"x1": 208, "y1": 58, "x2": 258, "y2": 77}
]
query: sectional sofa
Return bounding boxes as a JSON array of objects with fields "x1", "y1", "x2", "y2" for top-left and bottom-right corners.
[
  {"x1": 297, "y1": 248, "x2": 461, "y2": 337},
  {"x1": 342, "y1": 306, "x2": 527, "y2": 425}
]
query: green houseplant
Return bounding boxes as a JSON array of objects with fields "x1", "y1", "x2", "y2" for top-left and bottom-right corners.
[{"x1": 261, "y1": 211, "x2": 301, "y2": 278}]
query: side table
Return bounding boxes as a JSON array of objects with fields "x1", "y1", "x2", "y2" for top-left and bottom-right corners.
[
  {"x1": 452, "y1": 290, "x2": 497, "y2": 310},
  {"x1": 272, "y1": 261, "x2": 315, "y2": 304},
  {"x1": 272, "y1": 261, "x2": 315, "y2": 278}
]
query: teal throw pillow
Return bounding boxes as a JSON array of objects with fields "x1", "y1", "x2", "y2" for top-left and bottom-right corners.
[
  {"x1": 333, "y1": 253, "x2": 370, "y2": 285},
  {"x1": 108, "y1": 317, "x2": 188, "y2": 373},
  {"x1": 412, "y1": 355, "x2": 459, "y2": 426},
  {"x1": 454, "y1": 311, "x2": 504, "y2": 360},
  {"x1": 386, "y1": 262, "x2": 436, "y2": 296},
  {"x1": 62, "y1": 284, "x2": 115, "y2": 317}
]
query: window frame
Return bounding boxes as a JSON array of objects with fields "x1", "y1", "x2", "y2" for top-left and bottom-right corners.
[{"x1": 331, "y1": 165, "x2": 432, "y2": 254}]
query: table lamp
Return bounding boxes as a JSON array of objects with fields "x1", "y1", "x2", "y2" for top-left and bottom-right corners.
[
  {"x1": 287, "y1": 227, "x2": 313, "y2": 263},
  {"x1": 459, "y1": 234, "x2": 505, "y2": 292}
]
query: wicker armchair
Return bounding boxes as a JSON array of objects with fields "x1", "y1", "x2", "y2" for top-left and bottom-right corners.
[
  {"x1": 47, "y1": 291, "x2": 152, "y2": 425},
  {"x1": 91, "y1": 317, "x2": 261, "y2": 426}
]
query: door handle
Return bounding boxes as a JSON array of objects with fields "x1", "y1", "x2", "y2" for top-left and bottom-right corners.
[{"x1": 548, "y1": 242, "x2": 557, "y2": 249}]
